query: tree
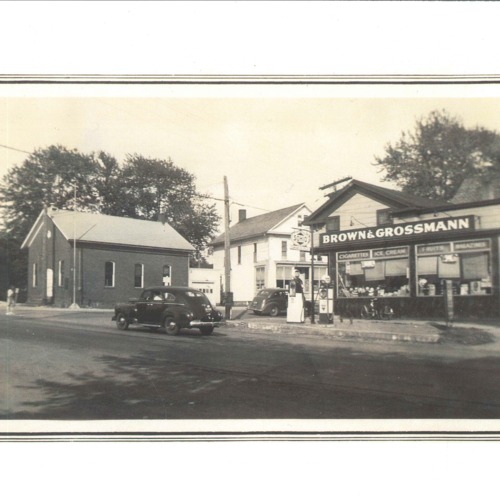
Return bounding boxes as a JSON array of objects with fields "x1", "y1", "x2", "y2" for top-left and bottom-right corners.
[
  {"x1": 0, "y1": 145, "x2": 122, "y2": 288},
  {"x1": 374, "y1": 109, "x2": 500, "y2": 201},
  {"x1": 119, "y1": 154, "x2": 220, "y2": 260},
  {"x1": 1, "y1": 147, "x2": 220, "y2": 287}
]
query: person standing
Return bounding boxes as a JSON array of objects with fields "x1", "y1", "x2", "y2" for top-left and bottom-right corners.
[
  {"x1": 6, "y1": 286, "x2": 15, "y2": 315},
  {"x1": 292, "y1": 269, "x2": 304, "y2": 294}
]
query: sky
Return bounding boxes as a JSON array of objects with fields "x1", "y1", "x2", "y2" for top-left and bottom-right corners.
[{"x1": 2, "y1": 84, "x2": 500, "y2": 230}]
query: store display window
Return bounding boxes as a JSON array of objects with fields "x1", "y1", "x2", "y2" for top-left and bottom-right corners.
[
  {"x1": 337, "y1": 246, "x2": 410, "y2": 298},
  {"x1": 416, "y1": 239, "x2": 492, "y2": 296}
]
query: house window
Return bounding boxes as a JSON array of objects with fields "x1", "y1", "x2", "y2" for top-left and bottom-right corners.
[
  {"x1": 326, "y1": 216, "x2": 340, "y2": 232},
  {"x1": 134, "y1": 263, "x2": 144, "y2": 288},
  {"x1": 253, "y1": 243, "x2": 257, "y2": 263},
  {"x1": 255, "y1": 266, "x2": 265, "y2": 290},
  {"x1": 163, "y1": 265, "x2": 171, "y2": 286},
  {"x1": 104, "y1": 261, "x2": 115, "y2": 287},
  {"x1": 377, "y1": 209, "x2": 392, "y2": 226},
  {"x1": 32, "y1": 262, "x2": 38, "y2": 287},
  {"x1": 281, "y1": 241, "x2": 287, "y2": 259},
  {"x1": 238, "y1": 246, "x2": 242, "y2": 265},
  {"x1": 58, "y1": 260, "x2": 65, "y2": 287}
]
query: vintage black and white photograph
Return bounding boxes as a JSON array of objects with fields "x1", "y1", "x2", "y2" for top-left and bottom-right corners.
[
  {"x1": 2, "y1": 79, "x2": 500, "y2": 431},
  {"x1": 2, "y1": 1, "x2": 500, "y2": 498}
]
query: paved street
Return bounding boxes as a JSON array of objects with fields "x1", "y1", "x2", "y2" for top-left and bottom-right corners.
[{"x1": 2, "y1": 305, "x2": 500, "y2": 422}]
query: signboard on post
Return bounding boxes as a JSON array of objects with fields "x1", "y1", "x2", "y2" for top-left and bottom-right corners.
[
  {"x1": 290, "y1": 229, "x2": 311, "y2": 251},
  {"x1": 443, "y1": 279, "x2": 454, "y2": 327}
]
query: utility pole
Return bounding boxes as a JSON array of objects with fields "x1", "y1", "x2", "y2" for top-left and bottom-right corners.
[{"x1": 223, "y1": 176, "x2": 232, "y2": 319}]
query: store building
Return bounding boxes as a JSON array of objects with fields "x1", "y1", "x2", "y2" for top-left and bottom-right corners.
[
  {"x1": 212, "y1": 204, "x2": 327, "y2": 303},
  {"x1": 21, "y1": 207, "x2": 194, "y2": 308},
  {"x1": 304, "y1": 179, "x2": 500, "y2": 319}
]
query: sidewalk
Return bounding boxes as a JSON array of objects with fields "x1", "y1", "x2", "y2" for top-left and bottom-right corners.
[
  {"x1": 226, "y1": 307, "x2": 500, "y2": 345},
  {"x1": 2, "y1": 302, "x2": 500, "y2": 346}
]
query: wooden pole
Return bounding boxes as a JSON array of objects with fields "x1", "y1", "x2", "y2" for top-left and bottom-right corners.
[{"x1": 223, "y1": 176, "x2": 232, "y2": 319}]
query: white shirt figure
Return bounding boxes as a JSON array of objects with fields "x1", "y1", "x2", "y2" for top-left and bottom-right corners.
[{"x1": 6, "y1": 287, "x2": 15, "y2": 315}]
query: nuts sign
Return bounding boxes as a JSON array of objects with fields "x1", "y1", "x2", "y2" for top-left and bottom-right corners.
[{"x1": 290, "y1": 230, "x2": 311, "y2": 250}]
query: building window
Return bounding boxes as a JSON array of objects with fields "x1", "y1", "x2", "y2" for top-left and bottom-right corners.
[
  {"x1": 255, "y1": 266, "x2": 265, "y2": 291},
  {"x1": 58, "y1": 260, "x2": 65, "y2": 287},
  {"x1": 326, "y1": 216, "x2": 340, "y2": 232},
  {"x1": 134, "y1": 263, "x2": 144, "y2": 288},
  {"x1": 281, "y1": 241, "x2": 287, "y2": 259},
  {"x1": 238, "y1": 246, "x2": 242, "y2": 265},
  {"x1": 337, "y1": 247, "x2": 410, "y2": 298},
  {"x1": 416, "y1": 240, "x2": 492, "y2": 296},
  {"x1": 253, "y1": 243, "x2": 257, "y2": 263},
  {"x1": 104, "y1": 261, "x2": 115, "y2": 287},
  {"x1": 163, "y1": 265, "x2": 171, "y2": 286},
  {"x1": 32, "y1": 262, "x2": 38, "y2": 287},
  {"x1": 377, "y1": 209, "x2": 392, "y2": 226}
]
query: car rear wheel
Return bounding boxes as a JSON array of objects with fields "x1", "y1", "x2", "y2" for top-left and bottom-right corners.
[
  {"x1": 200, "y1": 326, "x2": 214, "y2": 335},
  {"x1": 164, "y1": 317, "x2": 180, "y2": 335},
  {"x1": 268, "y1": 305, "x2": 280, "y2": 317},
  {"x1": 116, "y1": 313, "x2": 129, "y2": 330}
]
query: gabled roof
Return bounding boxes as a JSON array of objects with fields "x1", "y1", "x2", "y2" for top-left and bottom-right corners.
[
  {"x1": 451, "y1": 173, "x2": 500, "y2": 204},
  {"x1": 305, "y1": 179, "x2": 448, "y2": 224},
  {"x1": 21, "y1": 209, "x2": 194, "y2": 252},
  {"x1": 212, "y1": 203, "x2": 304, "y2": 246}
]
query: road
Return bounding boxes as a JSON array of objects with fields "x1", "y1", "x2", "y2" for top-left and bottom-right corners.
[{"x1": 2, "y1": 309, "x2": 500, "y2": 421}]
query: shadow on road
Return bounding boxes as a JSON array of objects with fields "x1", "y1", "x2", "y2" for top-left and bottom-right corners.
[{"x1": 4, "y1": 328, "x2": 500, "y2": 422}]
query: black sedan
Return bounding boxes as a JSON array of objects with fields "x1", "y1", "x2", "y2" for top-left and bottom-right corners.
[{"x1": 112, "y1": 286, "x2": 224, "y2": 335}]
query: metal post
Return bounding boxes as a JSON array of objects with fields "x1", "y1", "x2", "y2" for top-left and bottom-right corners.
[
  {"x1": 69, "y1": 184, "x2": 80, "y2": 309},
  {"x1": 310, "y1": 226, "x2": 315, "y2": 324}
]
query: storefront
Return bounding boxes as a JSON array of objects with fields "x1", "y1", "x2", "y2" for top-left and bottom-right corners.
[{"x1": 305, "y1": 180, "x2": 500, "y2": 319}]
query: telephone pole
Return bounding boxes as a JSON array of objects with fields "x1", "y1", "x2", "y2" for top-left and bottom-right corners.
[{"x1": 223, "y1": 176, "x2": 232, "y2": 319}]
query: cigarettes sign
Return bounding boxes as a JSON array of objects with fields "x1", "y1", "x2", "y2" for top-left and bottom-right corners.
[{"x1": 321, "y1": 215, "x2": 475, "y2": 246}]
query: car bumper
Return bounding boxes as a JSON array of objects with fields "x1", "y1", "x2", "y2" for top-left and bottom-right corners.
[{"x1": 189, "y1": 320, "x2": 225, "y2": 328}]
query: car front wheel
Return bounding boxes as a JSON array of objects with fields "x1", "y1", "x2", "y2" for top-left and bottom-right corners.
[
  {"x1": 116, "y1": 313, "x2": 129, "y2": 330},
  {"x1": 164, "y1": 317, "x2": 180, "y2": 335}
]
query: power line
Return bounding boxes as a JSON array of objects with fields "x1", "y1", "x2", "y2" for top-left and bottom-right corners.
[
  {"x1": 0, "y1": 143, "x2": 33, "y2": 156},
  {"x1": 0, "y1": 141, "x2": 275, "y2": 213}
]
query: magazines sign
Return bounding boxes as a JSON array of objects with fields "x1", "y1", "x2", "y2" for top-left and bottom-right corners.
[
  {"x1": 321, "y1": 215, "x2": 475, "y2": 246},
  {"x1": 290, "y1": 229, "x2": 311, "y2": 250}
]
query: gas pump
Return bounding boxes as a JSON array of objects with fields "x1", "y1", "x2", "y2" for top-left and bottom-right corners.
[
  {"x1": 318, "y1": 274, "x2": 334, "y2": 324},
  {"x1": 287, "y1": 271, "x2": 305, "y2": 323}
]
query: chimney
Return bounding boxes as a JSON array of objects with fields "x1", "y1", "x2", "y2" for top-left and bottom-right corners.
[{"x1": 238, "y1": 209, "x2": 247, "y2": 222}]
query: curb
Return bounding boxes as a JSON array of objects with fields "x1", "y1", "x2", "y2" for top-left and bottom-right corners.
[{"x1": 226, "y1": 320, "x2": 440, "y2": 344}]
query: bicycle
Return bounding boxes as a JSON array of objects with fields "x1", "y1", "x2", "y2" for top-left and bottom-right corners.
[{"x1": 360, "y1": 298, "x2": 394, "y2": 320}]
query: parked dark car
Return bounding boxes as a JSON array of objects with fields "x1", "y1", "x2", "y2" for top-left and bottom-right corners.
[
  {"x1": 248, "y1": 288, "x2": 288, "y2": 317},
  {"x1": 112, "y1": 286, "x2": 224, "y2": 335}
]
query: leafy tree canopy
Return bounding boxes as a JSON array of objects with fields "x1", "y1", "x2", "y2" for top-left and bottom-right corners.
[
  {"x1": 374, "y1": 109, "x2": 500, "y2": 201},
  {"x1": 0, "y1": 145, "x2": 220, "y2": 284}
]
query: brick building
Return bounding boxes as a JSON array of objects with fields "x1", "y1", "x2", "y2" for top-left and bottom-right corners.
[{"x1": 20, "y1": 207, "x2": 194, "y2": 308}]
